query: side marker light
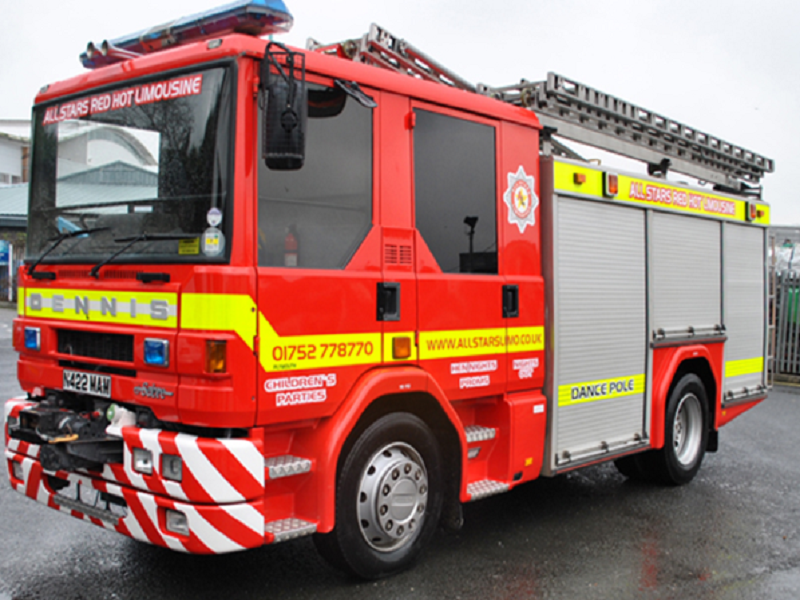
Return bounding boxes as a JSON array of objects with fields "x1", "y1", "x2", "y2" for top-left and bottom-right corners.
[
  {"x1": 603, "y1": 173, "x2": 619, "y2": 197},
  {"x1": 573, "y1": 172, "x2": 586, "y2": 185}
]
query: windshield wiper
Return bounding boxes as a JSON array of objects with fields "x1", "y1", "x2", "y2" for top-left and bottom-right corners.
[
  {"x1": 28, "y1": 227, "x2": 109, "y2": 280},
  {"x1": 89, "y1": 232, "x2": 198, "y2": 279}
]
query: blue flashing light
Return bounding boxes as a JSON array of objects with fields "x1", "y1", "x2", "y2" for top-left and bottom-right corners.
[
  {"x1": 24, "y1": 327, "x2": 41, "y2": 351},
  {"x1": 81, "y1": 0, "x2": 293, "y2": 69},
  {"x1": 144, "y1": 339, "x2": 170, "y2": 367}
]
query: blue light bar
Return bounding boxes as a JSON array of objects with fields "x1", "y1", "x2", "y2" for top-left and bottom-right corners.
[{"x1": 81, "y1": 0, "x2": 293, "y2": 69}]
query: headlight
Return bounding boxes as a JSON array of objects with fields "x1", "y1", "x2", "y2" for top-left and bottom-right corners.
[
  {"x1": 132, "y1": 448, "x2": 153, "y2": 475},
  {"x1": 162, "y1": 454, "x2": 183, "y2": 482}
]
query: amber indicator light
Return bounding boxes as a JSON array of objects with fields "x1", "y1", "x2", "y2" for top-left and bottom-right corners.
[
  {"x1": 573, "y1": 172, "x2": 586, "y2": 184},
  {"x1": 392, "y1": 336, "x2": 412, "y2": 359},
  {"x1": 205, "y1": 340, "x2": 227, "y2": 373}
]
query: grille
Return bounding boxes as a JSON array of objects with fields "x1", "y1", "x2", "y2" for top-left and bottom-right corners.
[{"x1": 58, "y1": 329, "x2": 134, "y2": 363}]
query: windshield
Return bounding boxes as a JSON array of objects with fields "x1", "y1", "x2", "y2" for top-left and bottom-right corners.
[{"x1": 27, "y1": 65, "x2": 233, "y2": 264}]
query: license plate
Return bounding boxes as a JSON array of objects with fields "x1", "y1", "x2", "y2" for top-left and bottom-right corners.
[{"x1": 62, "y1": 369, "x2": 112, "y2": 398}]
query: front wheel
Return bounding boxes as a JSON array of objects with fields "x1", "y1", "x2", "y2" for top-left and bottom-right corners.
[
  {"x1": 314, "y1": 412, "x2": 443, "y2": 579},
  {"x1": 653, "y1": 373, "x2": 709, "y2": 485}
]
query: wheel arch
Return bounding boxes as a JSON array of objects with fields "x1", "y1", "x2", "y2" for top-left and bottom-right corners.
[
  {"x1": 301, "y1": 366, "x2": 465, "y2": 534},
  {"x1": 651, "y1": 345, "x2": 720, "y2": 450}
]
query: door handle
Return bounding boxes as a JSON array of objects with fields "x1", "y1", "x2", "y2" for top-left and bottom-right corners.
[
  {"x1": 503, "y1": 284, "x2": 519, "y2": 319},
  {"x1": 377, "y1": 282, "x2": 401, "y2": 321}
]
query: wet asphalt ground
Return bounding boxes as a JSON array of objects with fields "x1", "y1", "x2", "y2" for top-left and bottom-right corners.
[{"x1": 0, "y1": 305, "x2": 799, "y2": 599}]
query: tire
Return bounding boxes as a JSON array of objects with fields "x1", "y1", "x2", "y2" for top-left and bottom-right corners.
[
  {"x1": 651, "y1": 373, "x2": 709, "y2": 485},
  {"x1": 313, "y1": 413, "x2": 443, "y2": 579}
]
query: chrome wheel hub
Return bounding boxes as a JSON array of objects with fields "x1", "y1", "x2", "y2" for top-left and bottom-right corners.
[
  {"x1": 673, "y1": 393, "x2": 702, "y2": 467},
  {"x1": 357, "y1": 442, "x2": 428, "y2": 552}
]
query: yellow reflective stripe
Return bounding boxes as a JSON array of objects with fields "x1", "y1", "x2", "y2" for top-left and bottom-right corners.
[
  {"x1": 259, "y1": 314, "x2": 381, "y2": 373},
  {"x1": 24, "y1": 288, "x2": 177, "y2": 328},
  {"x1": 725, "y1": 357, "x2": 764, "y2": 378},
  {"x1": 558, "y1": 374, "x2": 646, "y2": 407},
  {"x1": 553, "y1": 163, "x2": 604, "y2": 197},
  {"x1": 18, "y1": 287, "x2": 24, "y2": 315},
  {"x1": 180, "y1": 293, "x2": 257, "y2": 350},
  {"x1": 552, "y1": 160, "x2": 769, "y2": 225},
  {"x1": 383, "y1": 332, "x2": 418, "y2": 362}
]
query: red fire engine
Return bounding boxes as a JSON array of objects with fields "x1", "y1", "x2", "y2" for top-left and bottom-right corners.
[{"x1": 4, "y1": 0, "x2": 773, "y2": 578}]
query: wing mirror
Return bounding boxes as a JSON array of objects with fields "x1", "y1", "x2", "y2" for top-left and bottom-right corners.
[{"x1": 260, "y1": 41, "x2": 307, "y2": 170}]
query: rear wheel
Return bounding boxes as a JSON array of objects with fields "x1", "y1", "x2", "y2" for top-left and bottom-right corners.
[
  {"x1": 652, "y1": 373, "x2": 709, "y2": 485},
  {"x1": 314, "y1": 412, "x2": 443, "y2": 579}
]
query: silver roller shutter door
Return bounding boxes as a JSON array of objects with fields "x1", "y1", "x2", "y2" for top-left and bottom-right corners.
[
  {"x1": 723, "y1": 223, "x2": 765, "y2": 395},
  {"x1": 553, "y1": 198, "x2": 647, "y2": 464},
  {"x1": 650, "y1": 212, "x2": 721, "y2": 335}
]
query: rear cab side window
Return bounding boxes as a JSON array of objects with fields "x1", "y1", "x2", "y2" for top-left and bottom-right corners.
[{"x1": 413, "y1": 108, "x2": 497, "y2": 274}]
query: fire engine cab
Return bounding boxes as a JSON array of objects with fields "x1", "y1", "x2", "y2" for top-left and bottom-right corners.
[{"x1": 4, "y1": 0, "x2": 773, "y2": 578}]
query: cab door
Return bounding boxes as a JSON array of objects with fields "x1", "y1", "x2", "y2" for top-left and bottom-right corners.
[
  {"x1": 254, "y1": 78, "x2": 382, "y2": 423},
  {"x1": 411, "y1": 104, "x2": 507, "y2": 400}
]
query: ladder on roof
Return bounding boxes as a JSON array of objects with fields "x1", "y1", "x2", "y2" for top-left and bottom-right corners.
[
  {"x1": 479, "y1": 74, "x2": 774, "y2": 192},
  {"x1": 309, "y1": 24, "x2": 774, "y2": 195}
]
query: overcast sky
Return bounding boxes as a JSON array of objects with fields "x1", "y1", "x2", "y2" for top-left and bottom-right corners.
[{"x1": 1, "y1": 0, "x2": 798, "y2": 223}]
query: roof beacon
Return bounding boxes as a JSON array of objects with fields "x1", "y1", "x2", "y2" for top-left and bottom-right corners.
[{"x1": 81, "y1": 0, "x2": 293, "y2": 69}]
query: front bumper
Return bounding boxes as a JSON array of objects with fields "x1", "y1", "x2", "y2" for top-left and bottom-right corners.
[{"x1": 5, "y1": 398, "x2": 266, "y2": 554}]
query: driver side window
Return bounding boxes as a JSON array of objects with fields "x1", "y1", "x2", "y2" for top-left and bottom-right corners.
[{"x1": 257, "y1": 83, "x2": 374, "y2": 269}]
